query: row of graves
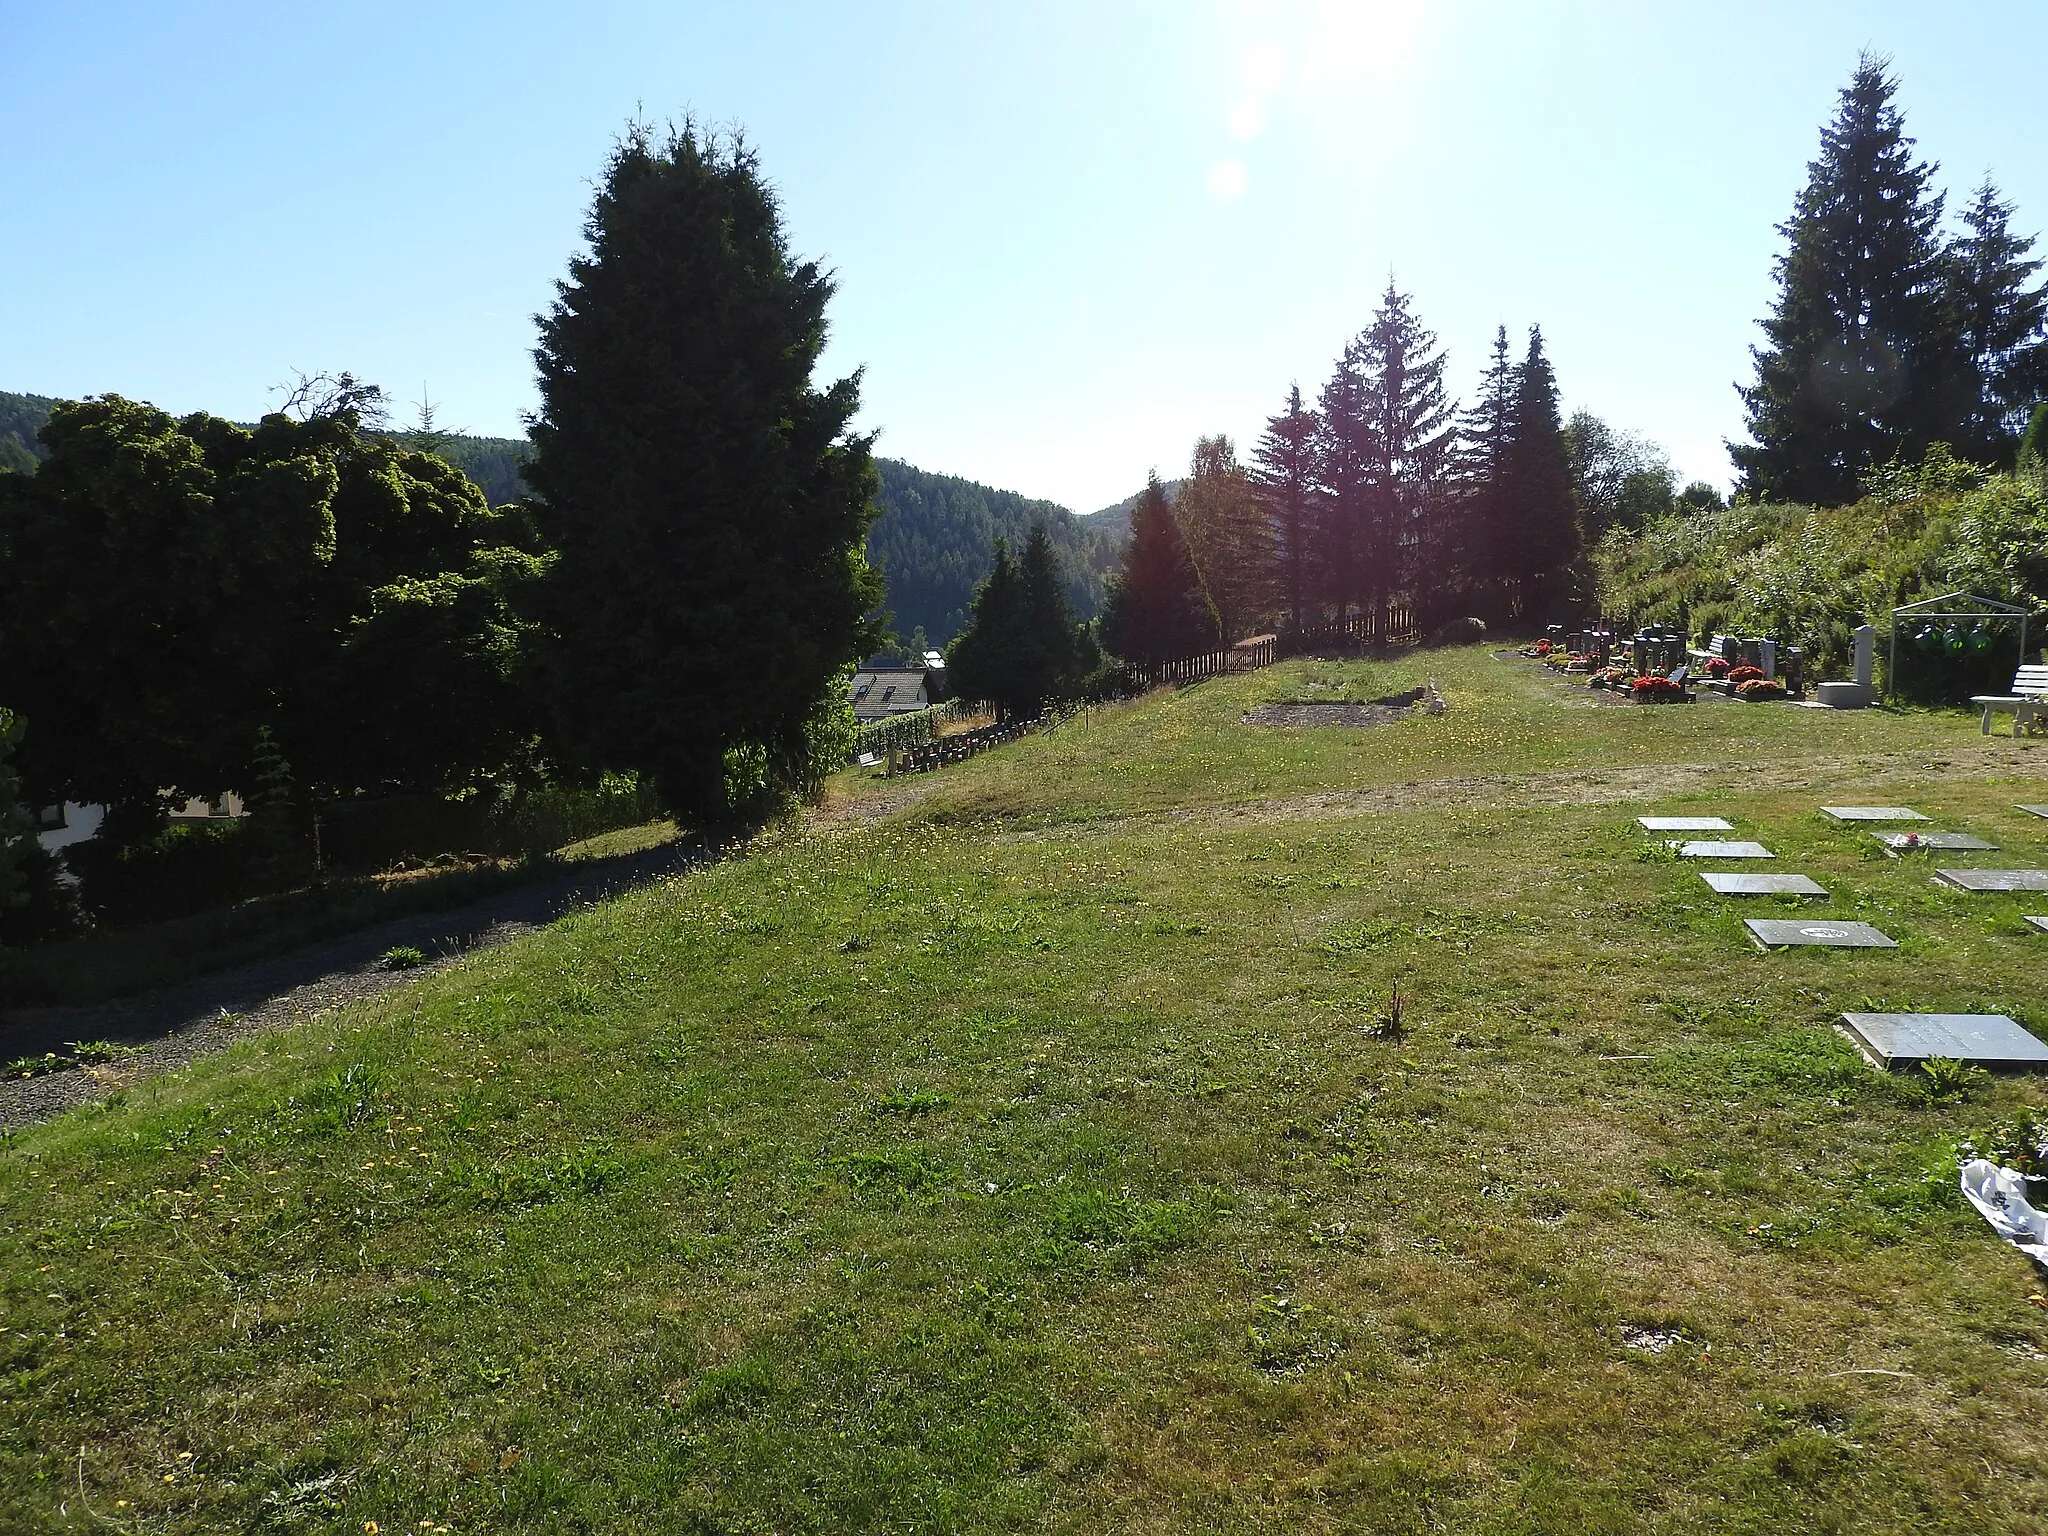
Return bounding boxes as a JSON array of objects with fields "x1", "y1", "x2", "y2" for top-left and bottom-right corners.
[
  {"x1": 1523, "y1": 625, "x2": 1812, "y2": 703},
  {"x1": 1640, "y1": 801, "x2": 2048, "y2": 1266}
]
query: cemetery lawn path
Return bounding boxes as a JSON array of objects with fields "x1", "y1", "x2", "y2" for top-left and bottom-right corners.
[{"x1": 3, "y1": 643, "x2": 2046, "y2": 1535}]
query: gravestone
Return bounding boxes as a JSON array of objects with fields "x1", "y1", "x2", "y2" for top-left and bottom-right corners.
[
  {"x1": 2019, "y1": 805, "x2": 2048, "y2": 819},
  {"x1": 2026, "y1": 915, "x2": 2048, "y2": 934},
  {"x1": 1674, "y1": 840, "x2": 1773, "y2": 859},
  {"x1": 1639, "y1": 816, "x2": 1734, "y2": 831},
  {"x1": 1853, "y1": 624, "x2": 1875, "y2": 688},
  {"x1": 1872, "y1": 831, "x2": 1997, "y2": 854},
  {"x1": 1934, "y1": 869, "x2": 2048, "y2": 892},
  {"x1": 1821, "y1": 806, "x2": 1929, "y2": 822},
  {"x1": 1760, "y1": 638, "x2": 1777, "y2": 680},
  {"x1": 1746, "y1": 918, "x2": 1896, "y2": 948},
  {"x1": 1840, "y1": 1012, "x2": 2048, "y2": 1070},
  {"x1": 1702, "y1": 872, "x2": 1827, "y2": 895}
]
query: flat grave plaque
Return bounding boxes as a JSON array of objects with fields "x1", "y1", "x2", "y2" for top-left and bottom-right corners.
[
  {"x1": 2026, "y1": 915, "x2": 2048, "y2": 934},
  {"x1": 1674, "y1": 840, "x2": 1773, "y2": 859},
  {"x1": 1702, "y1": 872, "x2": 1827, "y2": 896},
  {"x1": 1745, "y1": 918, "x2": 1896, "y2": 948},
  {"x1": 1840, "y1": 1011, "x2": 2048, "y2": 1070},
  {"x1": 1821, "y1": 806, "x2": 1930, "y2": 822},
  {"x1": 1639, "y1": 816, "x2": 1734, "y2": 831},
  {"x1": 1872, "y1": 830, "x2": 1997, "y2": 854},
  {"x1": 2019, "y1": 805, "x2": 2048, "y2": 819},
  {"x1": 1934, "y1": 868, "x2": 2048, "y2": 893}
]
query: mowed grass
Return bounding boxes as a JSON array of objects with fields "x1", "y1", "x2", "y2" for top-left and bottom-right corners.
[{"x1": 5, "y1": 648, "x2": 2048, "y2": 1533}]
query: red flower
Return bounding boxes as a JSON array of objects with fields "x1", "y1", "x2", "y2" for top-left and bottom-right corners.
[
  {"x1": 1727, "y1": 665, "x2": 1764, "y2": 684},
  {"x1": 1704, "y1": 657, "x2": 1731, "y2": 678}
]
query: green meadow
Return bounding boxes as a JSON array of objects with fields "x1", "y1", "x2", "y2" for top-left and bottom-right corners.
[{"x1": 5, "y1": 647, "x2": 2046, "y2": 1534}]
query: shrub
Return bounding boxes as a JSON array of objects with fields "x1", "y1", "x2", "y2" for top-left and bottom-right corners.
[
  {"x1": 1429, "y1": 616, "x2": 1487, "y2": 646},
  {"x1": 380, "y1": 945, "x2": 427, "y2": 970}
]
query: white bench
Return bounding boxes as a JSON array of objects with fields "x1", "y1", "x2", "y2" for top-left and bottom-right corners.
[{"x1": 1972, "y1": 664, "x2": 2048, "y2": 734}]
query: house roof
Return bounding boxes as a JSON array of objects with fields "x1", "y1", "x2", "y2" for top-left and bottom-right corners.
[{"x1": 850, "y1": 669, "x2": 932, "y2": 722}]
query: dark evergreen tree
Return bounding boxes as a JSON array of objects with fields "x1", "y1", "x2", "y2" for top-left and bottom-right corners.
[
  {"x1": 1355, "y1": 281, "x2": 1458, "y2": 634},
  {"x1": 1250, "y1": 386, "x2": 1319, "y2": 629},
  {"x1": 525, "y1": 121, "x2": 882, "y2": 813},
  {"x1": 1101, "y1": 475, "x2": 1218, "y2": 667},
  {"x1": 1503, "y1": 327, "x2": 1581, "y2": 622},
  {"x1": 946, "y1": 539, "x2": 1023, "y2": 714},
  {"x1": 945, "y1": 530, "x2": 1083, "y2": 717},
  {"x1": 1733, "y1": 56, "x2": 1968, "y2": 504},
  {"x1": 1948, "y1": 177, "x2": 2048, "y2": 463},
  {"x1": 0, "y1": 710, "x2": 30, "y2": 924},
  {"x1": 1312, "y1": 338, "x2": 1372, "y2": 620},
  {"x1": 1455, "y1": 325, "x2": 1517, "y2": 624}
]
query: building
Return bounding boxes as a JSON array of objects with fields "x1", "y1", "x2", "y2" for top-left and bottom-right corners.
[
  {"x1": 34, "y1": 793, "x2": 245, "y2": 854},
  {"x1": 850, "y1": 668, "x2": 941, "y2": 724}
]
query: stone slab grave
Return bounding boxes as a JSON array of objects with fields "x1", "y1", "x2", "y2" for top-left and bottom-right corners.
[
  {"x1": 1840, "y1": 1011, "x2": 2048, "y2": 1070},
  {"x1": 2020, "y1": 805, "x2": 2048, "y2": 819},
  {"x1": 1821, "y1": 806, "x2": 1929, "y2": 822},
  {"x1": 1638, "y1": 816, "x2": 1734, "y2": 831},
  {"x1": 1673, "y1": 840, "x2": 1773, "y2": 859},
  {"x1": 1745, "y1": 917, "x2": 1896, "y2": 948},
  {"x1": 1933, "y1": 868, "x2": 2048, "y2": 893},
  {"x1": 1871, "y1": 830, "x2": 1997, "y2": 855},
  {"x1": 2027, "y1": 915, "x2": 2048, "y2": 934},
  {"x1": 1702, "y1": 872, "x2": 1827, "y2": 896}
]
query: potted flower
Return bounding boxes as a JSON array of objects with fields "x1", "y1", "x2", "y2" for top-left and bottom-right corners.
[
  {"x1": 1703, "y1": 656, "x2": 1731, "y2": 679},
  {"x1": 1735, "y1": 677, "x2": 1787, "y2": 702}
]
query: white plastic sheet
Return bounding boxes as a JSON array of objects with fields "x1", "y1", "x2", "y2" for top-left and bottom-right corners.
[{"x1": 1959, "y1": 1159, "x2": 2048, "y2": 1267}]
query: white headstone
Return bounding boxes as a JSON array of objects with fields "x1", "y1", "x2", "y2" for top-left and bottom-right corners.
[
  {"x1": 1852, "y1": 624, "x2": 1875, "y2": 688},
  {"x1": 1760, "y1": 638, "x2": 1777, "y2": 679}
]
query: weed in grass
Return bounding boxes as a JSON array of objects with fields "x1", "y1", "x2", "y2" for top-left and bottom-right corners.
[
  {"x1": 1918, "y1": 1055, "x2": 1989, "y2": 1101},
  {"x1": 380, "y1": 944, "x2": 427, "y2": 970},
  {"x1": 872, "y1": 1085, "x2": 949, "y2": 1117}
]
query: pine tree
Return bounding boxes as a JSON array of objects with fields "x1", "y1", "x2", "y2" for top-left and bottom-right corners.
[
  {"x1": 525, "y1": 121, "x2": 882, "y2": 814},
  {"x1": 1250, "y1": 386, "x2": 1320, "y2": 629},
  {"x1": 1733, "y1": 56, "x2": 1967, "y2": 505},
  {"x1": 946, "y1": 528, "x2": 1082, "y2": 717},
  {"x1": 1503, "y1": 327, "x2": 1580, "y2": 622},
  {"x1": 1313, "y1": 339, "x2": 1373, "y2": 620},
  {"x1": 1949, "y1": 177, "x2": 2048, "y2": 463},
  {"x1": 1454, "y1": 324, "x2": 1517, "y2": 625},
  {"x1": 1101, "y1": 476, "x2": 1218, "y2": 668},
  {"x1": 945, "y1": 539, "x2": 1023, "y2": 715},
  {"x1": 1174, "y1": 435, "x2": 1275, "y2": 642},
  {"x1": 1356, "y1": 282, "x2": 1458, "y2": 635}
]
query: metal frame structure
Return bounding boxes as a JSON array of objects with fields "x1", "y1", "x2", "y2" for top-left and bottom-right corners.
[{"x1": 1885, "y1": 591, "x2": 2032, "y2": 700}]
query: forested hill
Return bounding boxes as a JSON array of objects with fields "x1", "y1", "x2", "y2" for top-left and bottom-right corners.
[
  {"x1": 0, "y1": 390, "x2": 61, "y2": 474},
  {"x1": 868, "y1": 459, "x2": 1124, "y2": 643}
]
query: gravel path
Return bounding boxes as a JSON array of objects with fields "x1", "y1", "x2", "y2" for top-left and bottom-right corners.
[{"x1": 0, "y1": 833, "x2": 734, "y2": 1129}]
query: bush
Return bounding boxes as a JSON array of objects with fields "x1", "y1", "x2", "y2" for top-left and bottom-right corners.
[{"x1": 1429, "y1": 616, "x2": 1487, "y2": 646}]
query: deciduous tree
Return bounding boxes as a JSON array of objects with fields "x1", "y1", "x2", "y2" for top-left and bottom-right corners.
[{"x1": 1174, "y1": 435, "x2": 1274, "y2": 642}]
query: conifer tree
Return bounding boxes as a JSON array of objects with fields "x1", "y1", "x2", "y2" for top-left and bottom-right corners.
[
  {"x1": 1503, "y1": 327, "x2": 1580, "y2": 622},
  {"x1": 1734, "y1": 56, "x2": 1967, "y2": 504},
  {"x1": 1353, "y1": 282, "x2": 1457, "y2": 635},
  {"x1": 947, "y1": 528, "x2": 1083, "y2": 717},
  {"x1": 1101, "y1": 475, "x2": 1217, "y2": 668},
  {"x1": 1454, "y1": 325, "x2": 1517, "y2": 624},
  {"x1": 1949, "y1": 177, "x2": 2048, "y2": 462},
  {"x1": 1174, "y1": 435, "x2": 1275, "y2": 642},
  {"x1": 1250, "y1": 386, "x2": 1320, "y2": 629},
  {"x1": 1015, "y1": 523, "x2": 1085, "y2": 707},
  {"x1": 0, "y1": 711, "x2": 30, "y2": 924},
  {"x1": 526, "y1": 121, "x2": 881, "y2": 813},
  {"x1": 1312, "y1": 339, "x2": 1373, "y2": 620}
]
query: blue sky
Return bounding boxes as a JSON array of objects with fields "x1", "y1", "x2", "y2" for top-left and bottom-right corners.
[{"x1": 6, "y1": 2, "x2": 2047, "y2": 510}]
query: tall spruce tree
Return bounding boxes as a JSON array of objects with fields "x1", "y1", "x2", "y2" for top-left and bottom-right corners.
[
  {"x1": 1503, "y1": 327, "x2": 1580, "y2": 622},
  {"x1": 1101, "y1": 476, "x2": 1217, "y2": 668},
  {"x1": 947, "y1": 528, "x2": 1082, "y2": 717},
  {"x1": 1250, "y1": 386, "x2": 1320, "y2": 629},
  {"x1": 1312, "y1": 339, "x2": 1373, "y2": 620},
  {"x1": 1455, "y1": 325, "x2": 1517, "y2": 625},
  {"x1": 1733, "y1": 56, "x2": 1968, "y2": 504},
  {"x1": 1356, "y1": 281, "x2": 1457, "y2": 635},
  {"x1": 0, "y1": 711, "x2": 30, "y2": 925},
  {"x1": 525, "y1": 121, "x2": 881, "y2": 813},
  {"x1": 1949, "y1": 177, "x2": 2048, "y2": 463},
  {"x1": 1174, "y1": 435, "x2": 1275, "y2": 642}
]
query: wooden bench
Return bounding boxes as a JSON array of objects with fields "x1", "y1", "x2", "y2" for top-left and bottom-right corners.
[{"x1": 1972, "y1": 664, "x2": 2048, "y2": 734}]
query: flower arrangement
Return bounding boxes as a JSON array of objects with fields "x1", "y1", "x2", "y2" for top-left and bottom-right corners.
[
  {"x1": 1703, "y1": 656, "x2": 1732, "y2": 679},
  {"x1": 1735, "y1": 677, "x2": 1787, "y2": 701},
  {"x1": 1631, "y1": 675, "x2": 1685, "y2": 700},
  {"x1": 1588, "y1": 666, "x2": 1626, "y2": 690},
  {"x1": 1533, "y1": 638, "x2": 1552, "y2": 656},
  {"x1": 1959, "y1": 1105, "x2": 2048, "y2": 1187},
  {"x1": 1726, "y1": 664, "x2": 1764, "y2": 685}
]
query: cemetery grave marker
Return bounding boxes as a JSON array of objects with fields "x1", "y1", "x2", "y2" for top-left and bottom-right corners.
[
  {"x1": 1701, "y1": 872, "x2": 1827, "y2": 896},
  {"x1": 1933, "y1": 869, "x2": 2048, "y2": 893},
  {"x1": 1871, "y1": 830, "x2": 1997, "y2": 855},
  {"x1": 1638, "y1": 816, "x2": 1734, "y2": 831},
  {"x1": 1821, "y1": 806, "x2": 1929, "y2": 822},
  {"x1": 1839, "y1": 1012, "x2": 2048, "y2": 1070},
  {"x1": 1745, "y1": 918, "x2": 1896, "y2": 948},
  {"x1": 2019, "y1": 805, "x2": 2048, "y2": 819},
  {"x1": 2026, "y1": 916, "x2": 2048, "y2": 934},
  {"x1": 1674, "y1": 840, "x2": 1774, "y2": 859}
]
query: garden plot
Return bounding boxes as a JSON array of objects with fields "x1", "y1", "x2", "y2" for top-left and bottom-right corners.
[
  {"x1": 1821, "y1": 806, "x2": 1930, "y2": 822},
  {"x1": 1673, "y1": 840, "x2": 1773, "y2": 859},
  {"x1": 1839, "y1": 1012, "x2": 2048, "y2": 1070},
  {"x1": 1744, "y1": 918, "x2": 1896, "y2": 948},
  {"x1": 1933, "y1": 869, "x2": 2048, "y2": 893},
  {"x1": 1701, "y1": 871, "x2": 1826, "y2": 896},
  {"x1": 1638, "y1": 816, "x2": 1734, "y2": 831}
]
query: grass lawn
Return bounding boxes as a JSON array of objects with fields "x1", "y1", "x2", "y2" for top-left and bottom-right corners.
[{"x1": 5, "y1": 646, "x2": 2047, "y2": 1533}]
